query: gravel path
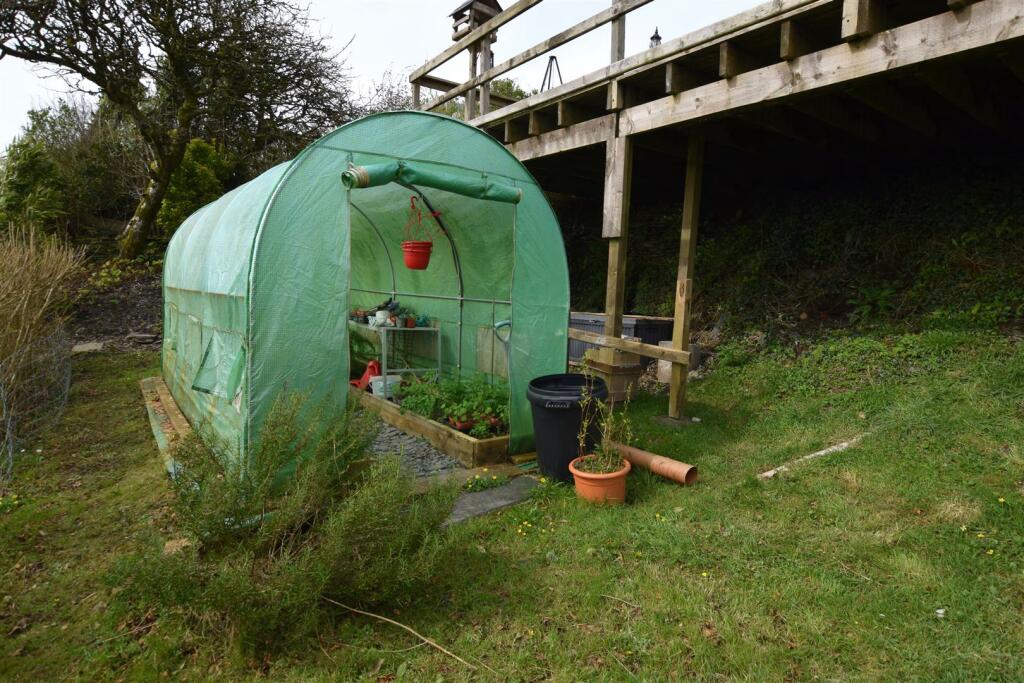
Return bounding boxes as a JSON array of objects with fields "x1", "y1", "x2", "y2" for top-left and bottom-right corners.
[{"x1": 370, "y1": 423, "x2": 464, "y2": 477}]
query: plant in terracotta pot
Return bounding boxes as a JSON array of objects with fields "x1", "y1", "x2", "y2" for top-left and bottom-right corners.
[{"x1": 568, "y1": 384, "x2": 632, "y2": 504}]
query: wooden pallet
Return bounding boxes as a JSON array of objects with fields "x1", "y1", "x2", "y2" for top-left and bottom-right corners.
[{"x1": 139, "y1": 376, "x2": 192, "y2": 475}]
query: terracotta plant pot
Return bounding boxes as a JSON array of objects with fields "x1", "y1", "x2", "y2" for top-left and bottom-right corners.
[
  {"x1": 405, "y1": 316, "x2": 416, "y2": 328},
  {"x1": 568, "y1": 456, "x2": 631, "y2": 504}
]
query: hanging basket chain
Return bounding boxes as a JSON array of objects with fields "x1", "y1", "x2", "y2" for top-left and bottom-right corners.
[{"x1": 403, "y1": 195, "x2": 441, "y2": 243}]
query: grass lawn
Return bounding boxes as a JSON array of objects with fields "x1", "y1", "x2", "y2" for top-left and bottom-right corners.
[{"x1": 2, "y1": 328, "x2": 1022, "y2": 681}]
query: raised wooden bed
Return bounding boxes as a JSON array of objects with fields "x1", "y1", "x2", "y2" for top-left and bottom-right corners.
[{"x1": 357, "y1": 391, "x2": 509, "y2": 468}]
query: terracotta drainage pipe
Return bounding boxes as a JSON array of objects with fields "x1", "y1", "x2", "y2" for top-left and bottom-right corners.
[{"x1": 609, "y1": 442, "x2": 698, "y2": 486}]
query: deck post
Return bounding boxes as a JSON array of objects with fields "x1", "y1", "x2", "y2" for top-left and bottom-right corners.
[
  {"x1": 602, "y1": 133, "x2": 633, "y2": 337},
  {"x1": 412, "y1": 83, "x2": 421, "y2": 109},
  {"x1": 610, "y1": 1, "x2": 626, "y2": 62},
  {"x1": 480, "y1": 35, "x2": 493, "y2": 114},
  {"x1": 668, "y1": 135, "x2": 705, "y2": 420},
  {"x1": 466, "y1": 42, "x2": 480, "y2": 119}
]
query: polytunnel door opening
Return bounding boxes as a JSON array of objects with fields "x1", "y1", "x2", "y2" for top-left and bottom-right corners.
[{"x1": 344, "y1": 178, "x2": 520, "y2": 460}]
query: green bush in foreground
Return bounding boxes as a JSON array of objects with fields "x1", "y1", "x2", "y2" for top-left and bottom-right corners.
[{"x1": 112, "y1": 395, "x2": 457, "y2": 662}]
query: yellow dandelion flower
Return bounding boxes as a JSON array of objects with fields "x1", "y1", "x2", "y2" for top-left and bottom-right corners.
[
  {"x1": 998, "y1": 497, "x2": 1006, "y2": 503},
  {"x1": 492, "y1": 476, "x2": 497, "y2": 480},
  {"x1": 483, "y1": 468, "x2": 489, "y2": 472},
  {"x1": 986, "y1": 549, "x2": 994, "y2": 555},
  {"x1": 977, "y1": 533, "x2": 986, "y2": 538},
  {"x1": 701, "y1": 572, "x2": 708, "y2": 577}
]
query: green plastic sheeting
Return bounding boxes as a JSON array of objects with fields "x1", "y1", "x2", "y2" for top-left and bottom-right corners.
[
  {"x1": 341, "y1": 160, "x2": 524, "y2": 204},
  {"x1": 163, "y1": 111, "x2": 569, "y2": 469}
]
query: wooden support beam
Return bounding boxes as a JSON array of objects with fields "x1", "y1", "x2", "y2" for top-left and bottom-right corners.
[
  {"x1": 606, "y1": 80, "x2": 634, "y2": 111},
  {"x1": 780, "y1": 20, "x2": 813, "y2": 60},
  {"x1": 416, "y1": 75, "x2": 518, "y2": 108},
  {"x1": 737, "y1": 108, "x2": 813, "y2": 144},
  {"x1": 1002, "y1": 49, "x2": 1024, "y2": 84},
  {"x1": 602, "y1": 135, "x2": 633, "y2": 338},
  {"x1": 619, "y1": 1, "x2": 1024, "y2": 137},
  {"x1": 411, "y1": 0, "x2": 544, "y2": 83},
  {"x1": 842, "y1": 0, "x2": 882, "y2": 42},
  {"x1": 611, "y1": 5, "x2": 626, "y2": 61},
  {"x1": 665, "y1": 61, "x2": 698, "y2": 94},
  {"x1": 480, "y1": 36, "x2": 493, "y2": 115},
  {"x1": 568, "y1": 328, "x2": 690, "y2": 364},
  {"x1": 504, "y1": 117, "x2": 530, "y2": 144},
  {"x1": 528, "y1": 109, "x2": 558, "y2": 136},
  {"x1": 507, "y1": 115, "x2": 614, "y2": 160},
  {"x1": 466, "y1": 44, "x2": 480, "y2": 120},
  {"x1": 845, "y1": 82, "x2": 936, "y2": 138},
  {"x1": 471, "y1": 0, "x2": 828, "y2": 127},
  {"x1": 412, "y1": 83, "x2": 421, "y2": 109},
  {"x1": 915, "y1": 66, "x2": 1010, "y2": 135},
  {"x1": 719, "y1": 41, "x2": 757, "y2": 79},
  {"x1": 668, "y1": 135, "x2": 705, "y2": 421},
  {"x1": 424, "y1": 0, "x2": 654, "y2": 113},
  {"x1": 786, "y1": 96, "x2": 883, "y2": 146}
]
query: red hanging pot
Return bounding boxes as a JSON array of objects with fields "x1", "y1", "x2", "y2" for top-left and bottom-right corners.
[{"x1": 401, "y1": 240, "x2": 433, "y2": 270}]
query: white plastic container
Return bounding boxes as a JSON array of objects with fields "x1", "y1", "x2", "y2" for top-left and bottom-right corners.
[{"x1": 370, "y1": 375, "x2": 402, "y2": 397}]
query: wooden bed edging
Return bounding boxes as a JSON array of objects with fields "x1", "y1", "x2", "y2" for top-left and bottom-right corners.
[
  {"x1": 356, "y1": 391, "x2": 509, "y2": 468},
  {"x1": 140, "y1": 376, "x2": 192, "y2": 476}
]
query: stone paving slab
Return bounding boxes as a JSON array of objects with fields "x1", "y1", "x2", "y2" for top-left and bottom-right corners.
[{"x1": 445, "y1": 475, "x2": 538, "y2": 526}]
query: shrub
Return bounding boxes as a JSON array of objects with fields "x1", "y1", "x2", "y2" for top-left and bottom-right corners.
[
  {"x1": 0, "y1": 226, "x2": 84, "y2": 483},
  {"x1": 114, "y1": 394, "x2": 457, "y2": 661},
  {"x1": 0, "y1": 137, "x2": 67, "y2": 231},
  {"x1": 156, "y1": 139, "x2": 235, "y2": 238}
]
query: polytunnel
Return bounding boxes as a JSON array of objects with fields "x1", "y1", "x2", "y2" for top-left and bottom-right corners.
[{"x1": 162, "y1": 111, "x2": 570, "y2": 467}]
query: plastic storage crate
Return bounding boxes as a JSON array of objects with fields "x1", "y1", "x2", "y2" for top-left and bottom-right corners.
[{"x1": 568, "y1": 312, "x2": 674, "y2": 366}]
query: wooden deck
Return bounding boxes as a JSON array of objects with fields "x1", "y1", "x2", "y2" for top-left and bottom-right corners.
[{"x1": 412, "y1": 0, "x2": 1024, "y2": 423}]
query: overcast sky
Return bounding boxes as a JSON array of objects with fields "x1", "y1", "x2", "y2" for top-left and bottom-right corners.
[{"x1": 0, "y1": 0, "x2": 761, "y2": 148}]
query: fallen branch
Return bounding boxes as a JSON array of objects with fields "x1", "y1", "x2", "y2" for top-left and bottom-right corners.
[
  {"x1": 323, "y1": 597, "x2": 484, "y2": 673},
  {"x1": 758, "y1": 434, "x2": 869, "y2": 480},
  {"x1": 601, "y1": 594, "x2": 640, "y2": 610}
]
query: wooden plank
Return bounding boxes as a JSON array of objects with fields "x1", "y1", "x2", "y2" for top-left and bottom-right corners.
[
  {"x1": 603, "y1": 237, "x2": 628, "y2": 337},
  {"x1": 611, "y1": 3, "x2": 627, "y2": 61},
  {"x1": 480, "y1": 36, "x2": 493, "y2": 115},
  {"x1": 668, "y1": 135, "x2": 705, "y2": 420},
  {"x1": 507, "y1": 114, "x2": 614, "y2": 160},
  {"x1": 153, "y1": 377, "x2": 192, "y2": 439},
  {"x1": 470, "y1": 0, "x2": 828, "y2": 127},
  {"x1": 780, "y1": 20, "x2": 813, "y2": 60},
  {"x1": 410, "y1": 0, "x2": 545, "y2": 83},
  {"x1": 601, "y1": 134, "x2": 633, "y2": 238},
  {"x1": 842, "y1": 0, "x2": 882, "y2": 41},
  {"x1": 415, "y1": 74, "x2": 517, "y2": 107},
  {"x1": 719, "y1": 41, "x2": 757, "y2": 78},
  {"x1": 358, "y1": 391, "x2": 509, "y2": 468},
  {"x1": 602, "y1": 132, "x2": 632, "y2": 338},
  {"x1": 665, "y1": 61, "x2": 698, "y2": 94},
  {"x1": 426, "y1": 0, "x2": 654, "y2": 113},
  {"x1": 618, "y1": 0, "x2": 1024, "y2": 136},
  {"x1": 568, "y1": 328, "x2": 691, "y2": 364},
  {"x1": 606, "y1": 80, "x2": 631, "y2": 111}
]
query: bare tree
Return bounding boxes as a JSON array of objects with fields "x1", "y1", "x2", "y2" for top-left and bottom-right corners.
[{"x1": 1, "y1": 1, "x2": 350, "y2": 256}]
